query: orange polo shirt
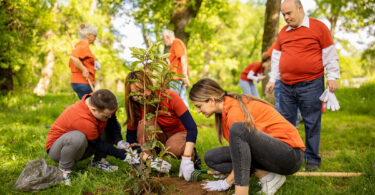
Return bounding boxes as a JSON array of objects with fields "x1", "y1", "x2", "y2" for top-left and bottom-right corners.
[
  {"x1": 168, "y1": 38, "x2": 189, "y2": 80},
  {"x1": 221, "y1": 96, "x2": 305, "y2": 150},
  {"x1": 127, "y1": 89, "x2": 188, "y2": 134},
  {"x1": 69, "y1": 41, "x2": 95, "y2": 84},
  {"x1": 46, "y1": 94, "x2": 107, "y2": 150}
]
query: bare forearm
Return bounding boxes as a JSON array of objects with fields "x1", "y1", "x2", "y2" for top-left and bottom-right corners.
[
  {"x1": 181, "y1": 55, "x2": 188, "y2": 76},
  {"x1": 183, "y1": 142, "x2": 195, "y2": 157},
  {"x1": 70, "y1": 56, "x2": 87, "y2": 72}
]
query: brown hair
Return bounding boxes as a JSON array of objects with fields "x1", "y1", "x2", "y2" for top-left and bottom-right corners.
[
  {"x1": 90, "y1": 89, "x2": 118, "y2": 111},
  {"x1": 189, "y1": 78, "x2": 272, "y2": 144},
  {"x1": 124, "y1": 71, "x2": 156, "y2": 127}
]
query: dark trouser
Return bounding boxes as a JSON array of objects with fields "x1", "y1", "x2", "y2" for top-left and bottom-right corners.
[
  {"x1": 279, "y1": 76, "x2": 324, "y2": 165},
  {"x1": 205, "y1": 146, "x2": 233, "y2": 174},
  {"x1": 229, "y1": 123, "x2": 303, "y2": 186},
  {"x1": 71, "y1": 83, "x2": 93, "y2": 99},
  {"x1": 48, "y1": 124, "x2": 116, "y2": 170}
]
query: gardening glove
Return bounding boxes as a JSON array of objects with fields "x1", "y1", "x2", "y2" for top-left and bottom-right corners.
[
  {"x1": 94, "y1": 61, "x2": 101, "y2": 70},
  {"x1": 124, "y1": 149, "x2": 140, "y2": 165},
  {"x1": 201, "y1": 179, "x2": 231, "y2": 191},
  {"x1": 117, "y1": 140, "x2": 130, "y2": 150},
  {"x1": 179, "y1": 156, "x2": 195, "y2": 181},
  {"x1": 327, "y1": 91, "x2": 340, "y2": 111},
  {"x1": 150, "y1": 157, "x2": 171, "y2": 173}
]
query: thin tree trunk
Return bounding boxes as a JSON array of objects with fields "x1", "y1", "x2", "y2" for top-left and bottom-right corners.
[
  {"x1": 261, "y1": 0, "x2": 281, "y2": 102},
  {"x1": 142, "y1": 22, "x2": 150, "y2": 48},
  {"x1": 170, "y1": 0, "x2": 202, "y2": 43},
  {"x1": 33, "y1": 30, "x2": 55, "y2": 96}
]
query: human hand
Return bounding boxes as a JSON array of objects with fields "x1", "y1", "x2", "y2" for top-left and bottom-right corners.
[
  {"x1": 326, "y1": 80, "x2": 338, "y2": 92},
  {"x1": 201, "y1": 179, "x2": 231, "y2": 191},
  {"x1": 266, "y1": 82, "x2": 275, "y2": 94},
  {"x1": 182, "y1": 77, "x2": 190, "y2": 87},
  {"x1": 258, "y1": 75, "x2": 266, "y2": 81},
  {"x1": 124, "y1": 150, "x2": 140, "y2": 165},
  {"x1": 117, "y1": 140, "x2": 130, "y2": 150},
  {"x1": 151, "y1": 157, "x2": 171, "y2": 173},
  {"x1": 179, "y1": 156, "x2": 194, "y2": 181},
  {"x1": 82, "y1": 68, "x2": 90, "y2": 80}
]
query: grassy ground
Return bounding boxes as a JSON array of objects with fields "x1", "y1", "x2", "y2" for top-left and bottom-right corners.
[{"x1": 0, "y1": 83, "x2": 374, "y2": 194}]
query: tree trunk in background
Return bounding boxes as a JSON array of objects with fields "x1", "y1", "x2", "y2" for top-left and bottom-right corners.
[
  {"x1": 327, "y1": 15, "x2": 337, "y2": 38},
  {"x1": 141, "y1": 22, "x2": 150, "y2": 48},
  {"x1": 0, "y1": 66, "x2": 13, "y2": 93},
  {"x1": 261, "y1": 0, "x2": 281, "y2": 103},
  {"x1": 170, "y1": 0, "x2": 202, "y2": 43},
  {"x1": 33, "y1": 30, "x2": 56, "y2": 96}
]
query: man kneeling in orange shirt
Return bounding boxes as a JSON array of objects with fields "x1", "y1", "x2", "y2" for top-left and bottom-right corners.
[{"x1": 46, "y1": 89, "x2": 139, "y2": 185}]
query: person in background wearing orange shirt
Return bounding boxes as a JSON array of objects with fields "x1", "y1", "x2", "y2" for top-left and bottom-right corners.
[
  {"x1": 162, "y1": 29, "x2": 190, "y2": 108},
  {"x1": 190, "y1": 78, "x2": 305, "y2": 195},
  {"x1": 46, "y1": 89, "x2": 139, "y2": 185},
  {"x1": 266, "y1": 0, "x2": 340, "y2": 171},
  {"x1": 69, "y1": 23, "x2": 100, "y2": 99},
  {"x1": 239, "y1": 54, "x2": 271, "y2": 97}
]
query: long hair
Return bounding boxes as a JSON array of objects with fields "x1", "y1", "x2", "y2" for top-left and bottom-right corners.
[
  {"x1": 189, "y1": 78, "x2": 272, "y2": 144},
  {"x1": 124, "y1": 70, "x2": 155, "y2": 127}
]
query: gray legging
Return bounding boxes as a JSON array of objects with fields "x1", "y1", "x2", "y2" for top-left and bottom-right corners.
[
  {"x1": 205, "y1": 122, "x2": 303, "y2": 186},
  {"x1": 48, "y1": 128, "x2": 115, "y2": 171}
]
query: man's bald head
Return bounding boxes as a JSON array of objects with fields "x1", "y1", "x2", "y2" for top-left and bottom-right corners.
[{"x1": 281, "y1": 0, "x2": 305, "y2": 28}]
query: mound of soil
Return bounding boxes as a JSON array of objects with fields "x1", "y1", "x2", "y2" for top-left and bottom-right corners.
[{"x1": 127, "y1": 177, "x2": 226, "y2": 195}]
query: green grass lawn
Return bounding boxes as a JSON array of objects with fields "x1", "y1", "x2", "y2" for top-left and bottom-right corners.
[{"x1": 0, "y1": 83, "x2": 374, "y2": 194}]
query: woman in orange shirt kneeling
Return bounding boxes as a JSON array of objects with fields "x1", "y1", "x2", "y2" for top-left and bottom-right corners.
[{"x1": 190, "y1": 78, "x2": 305, "y2": 195}]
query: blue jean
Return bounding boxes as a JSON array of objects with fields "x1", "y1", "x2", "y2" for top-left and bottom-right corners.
[
  {"x1": 239, "y1": 79, "x2": 259, "y2": 97},
  {"x1": 169, "y1": 79, "x2": 189, "y2": 108},
  {"x1": 279, "y1": 76, "x2": 324, "y2": 165},
  {"x1": 71, "y1": 83, "x2": 93, "y2": 99},
  {"x1": 229, "y1": 123, "x2": 303, "y2": 186},
  {"x1": 275, "y1": 80, "x2": 301, "y2": 127}
]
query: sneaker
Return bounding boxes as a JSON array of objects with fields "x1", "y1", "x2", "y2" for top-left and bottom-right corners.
[
  {"x1": 91, "y1": 158, "x2": 118, "y2": 172},
  {"x1": 258, "y1": 173, "x2": 286, "y2": 195},
  {"x1": 305, "y1": 163, "x2": 319, "y2": 171},
  {"x1": 60, "y1": 169, "x2": 71, "y2": 186},
  {"x1": 212, "y1": 170, "x2": 227, "y2": 179},
  {"x1": 193, "y1": 147, "x2": 202, "y2": 170}
]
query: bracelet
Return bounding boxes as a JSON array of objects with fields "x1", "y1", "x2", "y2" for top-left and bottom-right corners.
[{"x1": 182, "y1": 154, "x2": 191, "y2": 157}]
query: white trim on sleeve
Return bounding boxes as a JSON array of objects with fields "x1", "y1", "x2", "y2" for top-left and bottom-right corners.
[
  {"x1": 268, "y1": 49, "x2": 281, "y2": 83},
  {"x1": 322, "y1": 45, "x2": 340, "y2": 80}
]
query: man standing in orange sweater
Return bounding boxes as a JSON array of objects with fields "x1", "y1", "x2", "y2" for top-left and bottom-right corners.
[
  {"x1": 266, "y1": 0, "x2": 340, "y2": 171},
  {"x1": 162, "y1": 29, "x2": 190, "y2": 108}
]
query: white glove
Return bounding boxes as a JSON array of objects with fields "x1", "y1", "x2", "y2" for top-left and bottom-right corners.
[
  {"x1": 117, "y1": 140, "x2": 130, "y2": 150},
  {"x1": 124, "y1": 150, "x2": 140, "y2": 165},
  {"x1": 94, "y1": 61, "x2": 101, "y2": 70},
  {"x1": 201, "y1": 179, "x2": 231, "y2": 191},
  {"x1": 150, "y1": 157, "x2": 171, "y2": 173},
  {"x1": 327, "y1": 91, "x2": 340, "y2": 111},
  {"x1": 179, "y1": 156, "x2": 195, "y2": 181}
]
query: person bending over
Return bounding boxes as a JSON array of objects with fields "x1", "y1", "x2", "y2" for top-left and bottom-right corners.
[
  {"x1": 46, "y1": 89, "x2": 138, "y2": 185},
  {"x1": 190, "y1": 78, "x2": 305, "y2": 195},
  {"x1": 124, "y1": 71, "x2": 200, "y2": 181}
]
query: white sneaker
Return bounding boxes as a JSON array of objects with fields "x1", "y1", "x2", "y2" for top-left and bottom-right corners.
[
  {"x1": 258, "y1": 173, "x2": 286, "y2": 195},
  {"x1": 212, "y1": 170, "x2": 227, "y2": 179},
  {"x1": 91, "y1": 158, "x2": 118, "y2": 172},
  {"x1": 60, "y1": 169, "x2": 71, "y2": 186}
]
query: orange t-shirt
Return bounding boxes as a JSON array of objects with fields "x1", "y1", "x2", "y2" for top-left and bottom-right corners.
[
  {"x1": 275, "y1": 18, "x2": 333, "y2": 85},
  {"x1": 128, "y1": 89, "x2": 188, "y2": 134},
  {"x1": 240, "y1": 62, "x2": 264, "y2": 82},
  {"x1": 69, "y1": 41, "x2": 95, "y2": 84},
  {"x1": 46, "y1": 95, "x2": 107, "y2": 150},
  {"x1": 168, "y1": 38, "x2": 189, "y2": 80},
  {"x1": 221, "y1": 96, "x2": 305, "y2": 150}
]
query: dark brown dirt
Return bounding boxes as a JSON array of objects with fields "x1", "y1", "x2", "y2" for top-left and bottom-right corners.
[{"x1": 126, "y1": 177, "x2": 228, "y2": 195}]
